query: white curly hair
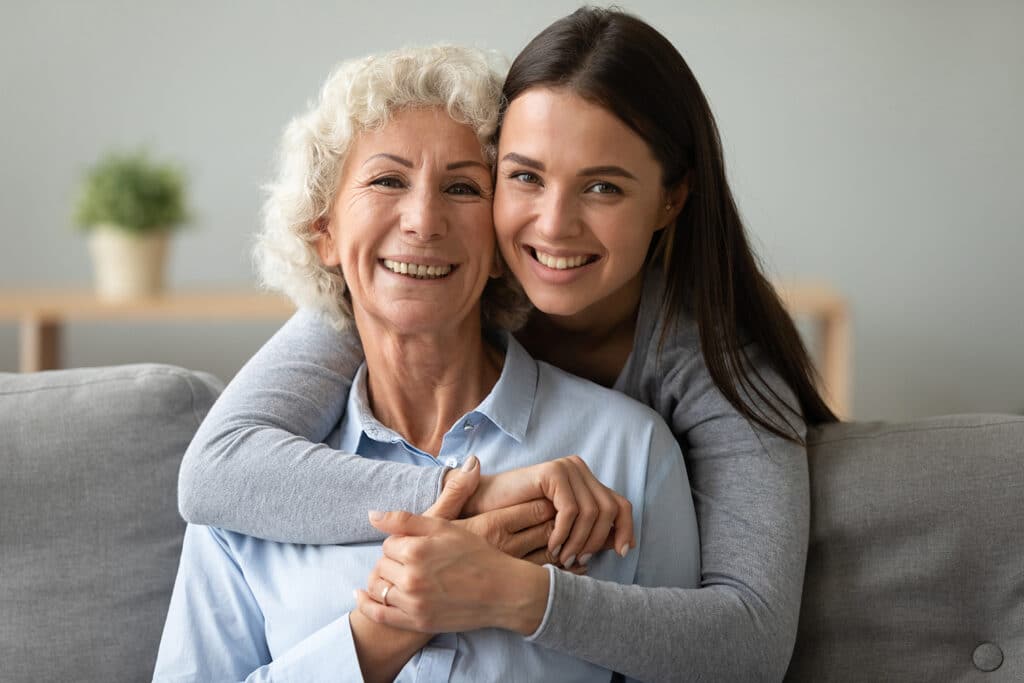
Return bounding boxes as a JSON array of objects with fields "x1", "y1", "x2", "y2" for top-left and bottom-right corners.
[{"x1": 255, "y1": 44, "x2": 529, "y2": 331}]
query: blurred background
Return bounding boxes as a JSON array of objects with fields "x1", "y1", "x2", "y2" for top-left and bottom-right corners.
[{"x1": 1, "y1": 0, "x2": 1021, "y2": 420}]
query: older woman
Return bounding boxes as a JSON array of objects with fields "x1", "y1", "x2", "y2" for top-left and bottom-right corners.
[{"x1": 153, "y1": 45, "x2": 698, "y2": 682}]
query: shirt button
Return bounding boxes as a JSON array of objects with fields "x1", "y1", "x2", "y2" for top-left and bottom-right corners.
[
  {"x1": 463, "y1": 421, "x2": 474, "y2": 431},
  {"x1": 972, "y1": 642, "x2": 1003, "y2": 672},
  {"x1": 445, "y1": 457, "x2": 459, "y2": 468}
]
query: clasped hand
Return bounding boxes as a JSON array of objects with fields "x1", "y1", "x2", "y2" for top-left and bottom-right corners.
[{"x1": 354, "y1": 454, "x2": 635, "y2": 634}]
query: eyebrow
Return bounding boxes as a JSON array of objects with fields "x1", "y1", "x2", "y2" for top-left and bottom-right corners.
[
  {"x1": 577, "y1": 165, "x2": 637, "y2": 180},
  {"x1": 500, "y1": 153, "x2": 636, "y2": 180},
  {"x1": 363, "y1": 153, "x2": 488, "y2": 172}
]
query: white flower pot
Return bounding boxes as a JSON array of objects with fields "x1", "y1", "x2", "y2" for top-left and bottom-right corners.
[{"x1": 88, "y1": 226, "x2": 170, "y2": 301}]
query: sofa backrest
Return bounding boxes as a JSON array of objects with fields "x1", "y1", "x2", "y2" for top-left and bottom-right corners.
[
  {"x1": 789, "y1": 414, "x2": 1024, "y2": 681},
  {"x1": 0, "y1": 364, "x2": 222, "y2": 683}
]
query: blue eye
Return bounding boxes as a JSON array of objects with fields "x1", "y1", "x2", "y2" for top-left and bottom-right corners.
[{"x1": 586, "y1": 182, "x2": 621, "y2": 195}]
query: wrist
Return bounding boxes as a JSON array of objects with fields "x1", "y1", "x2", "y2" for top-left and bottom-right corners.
[{"x1": 495, "y1": 559, "x2": 550, "y2": 635}]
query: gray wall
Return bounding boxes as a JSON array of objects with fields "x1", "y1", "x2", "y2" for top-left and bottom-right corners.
[{"x1": 2, "y1": 1, "x2": 1021, "y2": 420}]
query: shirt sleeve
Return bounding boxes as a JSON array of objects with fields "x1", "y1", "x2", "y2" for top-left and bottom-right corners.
[
  {"x1": 153, "y1": 524, "x2": 366, "y2": 682},
  {"x1": 527, "y1": 342, "x2": 810, "y2": 681},
  {"x1": 176, "y1": 308, "x2": 446, "y2": 544}
]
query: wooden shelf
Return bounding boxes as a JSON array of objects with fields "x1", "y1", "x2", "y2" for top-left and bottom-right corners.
[
  {"x1": 0, "y1": 289, "x2": 294, "y2": 376},
  {"x1": 1, "y1": 282, "x2": 851, "y2": 417}
]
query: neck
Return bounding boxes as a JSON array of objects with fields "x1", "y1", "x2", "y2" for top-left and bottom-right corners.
[
  {"x1": 518, "y1": 271, "x2": 644, "y2": 387},
  {"x1": 356, "y1": 314, "x2": 502, "y2": 456}
]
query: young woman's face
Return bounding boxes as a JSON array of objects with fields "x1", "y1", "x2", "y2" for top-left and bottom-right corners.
[{"x1": 493, "y1": 87, "x2": 682, "y2": 321}]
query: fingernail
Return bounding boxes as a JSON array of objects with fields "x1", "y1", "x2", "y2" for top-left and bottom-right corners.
[
  {"x1": 563, "y1": 554, "x2": 576, "y2": 569},
  {"x1": 579, "y1": 553, "x2": 592, "y2": 566},
  {"x1": 618, "y1": 544, "x2": 629, "y2": 557},
  {"x1": 461, "y1": 455, "x2": 478, "y2": 471},
  {"x1": 368, "y1": 510, "x2": 384, "y2": 521},
  {"x1": 550, "y1": 544, "x2": 562, "y2": 560}
]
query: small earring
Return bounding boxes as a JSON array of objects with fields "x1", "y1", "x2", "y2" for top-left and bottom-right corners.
[{"x1": 665, "y1": 202, "x2": 672, "y2": 211}]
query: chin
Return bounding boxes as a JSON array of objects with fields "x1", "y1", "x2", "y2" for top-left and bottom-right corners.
[{"x1": 522, "y1": 289, "x2": 591, "y2": 318}]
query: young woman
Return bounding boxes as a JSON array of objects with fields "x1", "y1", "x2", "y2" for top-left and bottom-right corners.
[{"x1": 178, "y1": 8, "x2": 836, "y2": 680}]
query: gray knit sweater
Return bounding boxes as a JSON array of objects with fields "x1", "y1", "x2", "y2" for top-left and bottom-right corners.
[{"x1": 178, "y1": 271, "x2": 809, "y2": 682}]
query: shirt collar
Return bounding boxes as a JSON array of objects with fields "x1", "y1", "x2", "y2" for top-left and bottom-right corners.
[{"x1": 337, "y1": 332, "x2": 538, "y2": 451}]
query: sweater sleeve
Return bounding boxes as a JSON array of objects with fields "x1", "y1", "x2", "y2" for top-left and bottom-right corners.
[
  {"x1": 177, "y1": 308, "x2": 446, "y2": 544},
  {"x1": 527, "y1": 342, "x2": 810, "y2": 682}
]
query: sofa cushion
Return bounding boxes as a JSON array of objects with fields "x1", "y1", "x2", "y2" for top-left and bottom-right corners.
[
  {"x1": 788, "y1": 414, "x2": 1024, "y2": 681},
  {"x1": 0, "y1": 364, "x2": 221, "y2": 683}
]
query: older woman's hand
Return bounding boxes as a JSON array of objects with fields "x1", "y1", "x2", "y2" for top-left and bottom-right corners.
[
  {"x1": 356, "y1": 511, "x2": 552, "y2": 635},
  {"x1": 454, "y1": 456, "x2": 635, "y2": 568}
]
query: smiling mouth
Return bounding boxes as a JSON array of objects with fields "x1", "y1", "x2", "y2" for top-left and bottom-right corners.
[
  {"x1": 530, "y1": 248, "x2": 598, "y2": 271},
  {"x1": 381, "y1": 258, "x2": 457, "y2": 280}
]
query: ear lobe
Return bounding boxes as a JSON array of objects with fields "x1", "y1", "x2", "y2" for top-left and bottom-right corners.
[
  {"x1": 662, "y1": 175, "x2": 691, "y2": 227},
  {"x1": 313, "y1": 218, "x2": 341, "y2": 267}
]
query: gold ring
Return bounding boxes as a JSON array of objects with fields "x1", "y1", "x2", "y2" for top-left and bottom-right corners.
[{"x1": 381, "y1": 584, "x2": 391, "y2": 607}]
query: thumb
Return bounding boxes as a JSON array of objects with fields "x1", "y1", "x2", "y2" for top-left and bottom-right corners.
[
  {"x1": 426, "y1": 455, "x2": 480, "y2": 520},
  {"x1": 367, "y1": 509, "x2": 451, "y2": 537}
]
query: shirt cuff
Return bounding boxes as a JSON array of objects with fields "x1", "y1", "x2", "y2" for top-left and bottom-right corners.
[
  {"x1": 265, "y1": 612, "x2": 363, "y2": 681},
  {"x1": 523, "y1": 564, "x2": 557, "y2": 642}
]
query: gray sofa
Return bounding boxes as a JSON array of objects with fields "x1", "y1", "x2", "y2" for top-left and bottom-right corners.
[{"x1": 1, "y1": 364, "x2": 1021, "y2": 682}]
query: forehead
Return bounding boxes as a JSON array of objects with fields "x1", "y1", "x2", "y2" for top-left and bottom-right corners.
[
  {"x1": 348, "y1": 106, "x2": 486, "y2": 163},
  {"x1": 499, "y1": 87, "x2": 658, "y2": 169}
]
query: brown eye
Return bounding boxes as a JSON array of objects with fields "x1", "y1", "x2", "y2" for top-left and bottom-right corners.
[
  {"x1": 509, "y1": 171, "x2": 541, "y2": 185},
  {"x1": 446, "y1": 182, "x2": 481, "y2": 196}
]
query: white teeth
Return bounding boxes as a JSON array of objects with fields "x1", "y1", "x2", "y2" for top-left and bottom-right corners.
[
  {"x1": 382, "y1": 259, "x2": 453, "y2": 279},
  {"x1": 535, "y1": 250, "x2": 590, "y2": 270}
]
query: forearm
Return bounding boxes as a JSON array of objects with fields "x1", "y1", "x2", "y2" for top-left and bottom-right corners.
[
  {"x1": 177, "y1": 309, "x2": 445, "y2": 543},
  {"x1": 527, "y1": 440, "x2": 809, "y2": 681}
]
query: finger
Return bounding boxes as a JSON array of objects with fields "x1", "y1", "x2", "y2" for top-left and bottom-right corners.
[
  {"x1": 369, "y1": 509, "x2": 450, "y2": 538},
  {"x1": 611, "y1": 494, "x2": 636, "y2": 558},
  {"x1": 494, "y1": 498, "x2": 555, "y2": 533},
  {"x1": 374, "y1": 554, "x2": 410, "y2": 588},
  {"x1": 558, "y1": 461, "x2": 599, "y2": 567},
  {"x1": 522, "y1": 548, "x2": 551, "y2": 567},
  {"x1": 523, "y1": 549, "x2": 590, "y2": 575},
  {"x1": 578, "y1": 481, "x2": 619, "y2": 561},
  {"x1": 354, "y1": 589, "x2": 419, "y2": 632},
  {"x1": 367, "y1": 574, "x2": 409, "y2": 612},
  {"x1": 425, "y1": 455, "x2": 480, "y2": 521},
  {"x1": 504, "y1": 519, "x2": 555, "y2": 559},
  {"x1": 540, "y1": 461, "x2": 579, "y2": 558}
]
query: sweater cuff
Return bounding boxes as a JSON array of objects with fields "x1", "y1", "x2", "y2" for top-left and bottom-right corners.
[{"x1": 523, "y1": 564, "x2": 558, "y2": 642}]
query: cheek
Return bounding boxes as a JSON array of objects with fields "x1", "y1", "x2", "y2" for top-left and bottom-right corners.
[{"x1": 492, "y1": 192, "x2": 520, "y2": 243}]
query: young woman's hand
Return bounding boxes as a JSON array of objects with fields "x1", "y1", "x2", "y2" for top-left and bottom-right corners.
[
  {"x1": 422, "y1": 455, "x2": 567, "y2": 565},
  {"x1": 355, "y1": 511, "x2": 550, "y2": 635},
  {"x1": 454, "y1": 455, "x2": 635, "y2": 568}
]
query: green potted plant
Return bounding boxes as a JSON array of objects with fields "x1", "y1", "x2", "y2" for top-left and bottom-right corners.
[{"x1": 74, "y1": 149, "x2": 189, "y2": 301}]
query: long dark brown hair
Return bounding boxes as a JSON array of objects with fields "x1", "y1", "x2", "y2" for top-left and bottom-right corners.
[{"x1": 500, "y1": 7, "x2": 838, "y2": 441}]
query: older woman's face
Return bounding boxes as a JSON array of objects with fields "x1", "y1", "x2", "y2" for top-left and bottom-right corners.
[{"x1": 317, "y1": 107, "x2": 497, "y2": 336}]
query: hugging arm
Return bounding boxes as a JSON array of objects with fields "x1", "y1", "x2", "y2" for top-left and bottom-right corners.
[
  {"x1": 177, "y1": 309, "x2": 446, "y2": 544},
  {"x1": 526, "y1": 345, "x2": 810, "y2": 681}
]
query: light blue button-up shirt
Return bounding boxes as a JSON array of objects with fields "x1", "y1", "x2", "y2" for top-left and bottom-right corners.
[{"x1": 154, "y1": 335, "x2": 699, "y2": 682}]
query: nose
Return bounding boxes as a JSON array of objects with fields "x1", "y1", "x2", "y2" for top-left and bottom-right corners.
[
  {"x1": 401, "y1": 185, "x2": 447, "y2": 242},
  {"x1": 533, "y1": 190, "x2": 582, "y2": 240}
]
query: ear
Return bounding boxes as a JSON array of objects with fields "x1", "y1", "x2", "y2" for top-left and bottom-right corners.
[
  {"x1": 661, "y1": 171, "x2": 693, "y2": 227},
  {"x1": 313, "y1": 217, "x2": 341, "y2": 267}
]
